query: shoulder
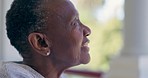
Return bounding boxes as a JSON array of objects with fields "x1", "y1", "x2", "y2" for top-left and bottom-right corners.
[
  {"x1": 0, "y1": 62, "x2": 44, "y2": 78},
  {"x1": 0, "y1": 62, "x2": 8, "y2": 77}
]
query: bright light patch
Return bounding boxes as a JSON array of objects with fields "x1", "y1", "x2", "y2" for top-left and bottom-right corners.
[{"x1": 96, "y1": 0, "x2": 125, "y2": 23}]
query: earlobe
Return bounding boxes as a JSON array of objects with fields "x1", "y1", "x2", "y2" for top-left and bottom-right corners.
[{"x1": 28, "y1": 33, "x2": 51, "y2": 56}]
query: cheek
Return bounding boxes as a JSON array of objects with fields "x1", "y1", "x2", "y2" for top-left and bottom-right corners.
[
  {"x1": 50, "y1": 27, "x2": 84, "y2": 65},
  {"x1": 72, "y1": 27, "x2": 83, "y2": 46},
  {"x1": 58, "y1": 29, "x2": 83, "y2": 64},
  {"x1": 68, "y1": 28, "x2": 84, "y2": 62},
  {"x1": 72, "y1": 28, "x2": 90, "y2": 64}
]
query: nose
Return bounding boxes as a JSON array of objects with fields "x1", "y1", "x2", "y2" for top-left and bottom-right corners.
[{"x1": 83, "y1": 25, "x2": 91, "y2": 37}]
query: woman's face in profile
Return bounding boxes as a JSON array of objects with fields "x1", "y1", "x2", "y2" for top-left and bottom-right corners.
[{"x1": 46, "y1": 0, "x2": 91, "y2": 66}]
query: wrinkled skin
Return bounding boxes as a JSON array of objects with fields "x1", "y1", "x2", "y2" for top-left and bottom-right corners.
[
  {"x1": 25, "y1": 0, "x2": 91, "y2": 78},
  {"x1": 46, "y1": 0, "x2": 91, "y2": 66}
]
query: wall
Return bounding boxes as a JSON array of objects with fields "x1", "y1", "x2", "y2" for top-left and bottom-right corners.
[{"x1": 0, "y1": 0, "x2": 22, "y2": 61}]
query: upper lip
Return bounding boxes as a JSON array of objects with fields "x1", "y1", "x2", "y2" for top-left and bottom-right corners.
[{"x1": 82, "y1": 39, "x2": 90, "y2": 47}]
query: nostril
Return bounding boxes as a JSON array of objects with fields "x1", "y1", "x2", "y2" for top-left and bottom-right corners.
[
  {"x1": 85, "y1": 32, "x2": 90, "y2": 36},
  {"x1": 84, "y1": 26, "x2": 91, "y2": 36},
  {"x1": 86, "y1": 33, "x2": 90, "y2": 36}
]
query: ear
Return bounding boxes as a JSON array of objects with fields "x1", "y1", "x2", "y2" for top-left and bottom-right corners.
[{"x1": 28, "y1": 33, "x2": 51, "y2": 56}]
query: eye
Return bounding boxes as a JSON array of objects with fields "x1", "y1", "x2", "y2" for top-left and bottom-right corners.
[
  {"x1": 71, "y1": 20, "x2": 80, "y2": 27},
  {"x1": 73, "y1": 21, "x2": 79, "y2": 26},
  {"x1": 72, "y1": 18, "x2": 80, "y2": 26}
]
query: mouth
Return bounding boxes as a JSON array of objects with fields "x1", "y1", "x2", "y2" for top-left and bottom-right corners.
[
  {"x1": 81, "y1": 39, "x2": 90, "y2": 52},
  {"x1": 82, "y1": 41, "x2": 89, "y2": 47}
]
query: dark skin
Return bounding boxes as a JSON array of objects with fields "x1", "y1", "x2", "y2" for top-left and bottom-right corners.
[{"x1": 23, "y1": 0, "x2": 91, "y2": 78}]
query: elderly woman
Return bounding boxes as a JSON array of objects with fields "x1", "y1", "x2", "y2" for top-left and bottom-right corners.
[{"x1": 0, "y1": 0, "x2": 91, "y2": 78}]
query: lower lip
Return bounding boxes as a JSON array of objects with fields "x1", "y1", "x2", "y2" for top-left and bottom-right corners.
[{"x1": 82, "y1": 46, "x2": 90, "y2": 53}]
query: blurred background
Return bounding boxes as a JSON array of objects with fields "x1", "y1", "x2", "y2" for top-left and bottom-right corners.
[
  {"x1": 2, "y1": 0, "x2": 148, "y2": 78},
  {"x1": 0, "y1": 0, "x2": 124, "y2": 78}
]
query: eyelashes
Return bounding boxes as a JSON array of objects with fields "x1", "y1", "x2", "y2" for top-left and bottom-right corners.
[
  {"x1": 72, "y1": 21, "x2": 79, "y2": 26},
  {"x1": 70, "y1": 17, "x2": 83, "y2": 30},
  {"x1": 71, "y1": 18, "x2": 80, "y2": 26}
]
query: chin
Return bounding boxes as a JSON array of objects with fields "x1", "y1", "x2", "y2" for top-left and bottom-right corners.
[
  {"x1": 82, "y1": 59, "x2": 90, "y2": 64},
  {"x1": 71, "y1": 59, "x2": 90, "y2": 66},
  {"x1": 80, "y1": 52, "x2": 91, "y2": 64},
  {"x1": 69, "y1": 53, "x2": 90, "y2": 66},
  {"x1": 80, "y1": 56, "x2": 91, "y2": 64}
]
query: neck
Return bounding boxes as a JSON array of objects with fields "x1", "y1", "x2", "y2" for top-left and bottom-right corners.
[{"x1": 23, "y1": 56, "x2": 66, "y2": 78}]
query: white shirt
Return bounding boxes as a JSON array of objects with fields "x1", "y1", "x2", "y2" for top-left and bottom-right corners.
[
  {"x1": 0, "y1": 62, "x2": 66, "y2": 78},
  {"x1": 0, "y1": 62, "x2": 45, "y2": 78}
]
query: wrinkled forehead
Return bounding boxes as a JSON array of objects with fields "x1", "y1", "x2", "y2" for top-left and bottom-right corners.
[
  {"x1": 49, "y1": 0, "x2": 78, "y2": 20},
  {"x1": 53, "y1": 0, "x2": 78, "y2": 14}
]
